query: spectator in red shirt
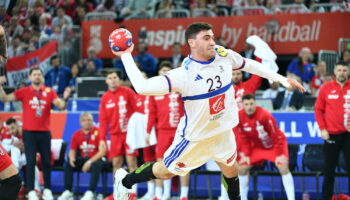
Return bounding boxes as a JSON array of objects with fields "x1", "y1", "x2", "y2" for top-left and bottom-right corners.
[
  {"x1": 98, "y1": 70, "x2": 138, "y2": 197},
  {"x1": 232, "y1": 69, "x2": 262, "y2": 110},
  {"x1": 146, "y1": 61, "x2": 189, "y2": 200},
  {"x1": 314, "y1": 62, "x2": 350, "y2": 200},
  {"x1": 235, "y1": 94, "x2": 295, "y2": 200},
  {"x1": 0, "y1": 144, "x2": 22, "y2": 200},
  {"x1": 0, "y1": 67, "x2": 70, "y2": 200},
  {"x1": 58, "y1": 112, "x2": 106, "y2": 200}
]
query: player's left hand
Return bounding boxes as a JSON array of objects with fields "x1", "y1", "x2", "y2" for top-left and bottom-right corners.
[
  {"x1": 111, "y1": 43, "x2": 134, "y2": 57},
  {"x1": 63, "y1": 87, "x2": 72, "y2": 101},
  {"x1": 275, "y1": 155, "x2": 288, "y2": 167},
  {"x1": 82, "y1": 160, "x2": 92, "y2": 172},
  {"x1": 287, "y1": 78, "x2": 306, "y2": 93}
]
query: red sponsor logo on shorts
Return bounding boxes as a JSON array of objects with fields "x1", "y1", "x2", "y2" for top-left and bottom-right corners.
[
  {"x1": 209, "y1": 94, "x2": 225, "y2": 114},
  {"x1": 176, "y1": 162, "x2": 186, "y2": 168},
  {"x1": 226, "y1": 152, "x2": 236, "y2": 164}
]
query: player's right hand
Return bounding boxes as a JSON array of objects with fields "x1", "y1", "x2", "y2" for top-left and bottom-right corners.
[
  {"x1": 321, "y1": 129, "x2": 330, "y2": 140},
  {"x1": 69, "y1": 157, "x2": 76, "y2": 167},
  {"x1": 111, "y1": 43, "x2": 134, "y2": 57},
  {"x1": 287, "y1": 78, "x2": 306, "y2": 93},
  {"x1": 145, "y1": 134, "x2": 150, "y2": 146}
]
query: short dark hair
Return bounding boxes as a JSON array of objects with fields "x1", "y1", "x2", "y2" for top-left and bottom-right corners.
[
  {"x1": 173, "y1": 42, "x2": 181, "y2": 46},
  {"x1": 185, "y1": 22, "x2": 212, "y2": 45},
  {"x1": 159, "y1": 60, "x2": 173, "y2": 70},
  {"x1": 242, "y1": 94, "x2": 255, "y2": 101},
  {"x1": 29, "y1": 67, "x2": 43, "y2": 75},
  {"x1": 106, "y1": 70, "x2": 120, "y2": 78},
  {"x1": 6, "y1": 118, "x2": 17, "y2": 126},
  {"x1": 335, "y1": 61, "x2": 349, "y2": 67},
  {"x1": 50, "y1": 55, "x2": 59, "y2": 64}
]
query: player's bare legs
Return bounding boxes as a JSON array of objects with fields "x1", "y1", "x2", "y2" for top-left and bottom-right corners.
[
  {"x1": 238, "y1": 164, "x2": 253, "y2": 200},
  {"x1": 217, "y1": 161, "x2": 240, "y2": 200},
  {"x1": 276, "y1": 156, "x2": 295, "y2": 200},
  {"x1": 114, "y1": 161, "x2": 175, "y2": 199},
  {"x1": 112, "y1": 156, "x2": 124, "y2": 173},
  {"x1": 180, "y1": 174, "x2": 190, "y2": 199}
]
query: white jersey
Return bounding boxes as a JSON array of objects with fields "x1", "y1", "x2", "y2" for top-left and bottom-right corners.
[{"x1": 164, "y1": 45, "x2": 245, "y2": 141}]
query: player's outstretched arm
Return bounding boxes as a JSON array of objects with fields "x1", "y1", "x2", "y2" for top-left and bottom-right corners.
[
  {"x1": 112, "y1": 44, "x2": 169, "y2": 96},
  {"x1": 243, "y1": 58, "x2": 306, "y2": 93}
]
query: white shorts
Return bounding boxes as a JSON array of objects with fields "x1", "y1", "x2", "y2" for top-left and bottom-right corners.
[{"x1": 163, "y1": 130, "x2": 237, "y2": 176}]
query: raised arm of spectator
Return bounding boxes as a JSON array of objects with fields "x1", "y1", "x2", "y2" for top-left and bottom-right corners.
[
  {"x1": 52, "y1": 87, "x2": 71, "y2": 110},
  {"x1": 0, "y1": 76, "x2": 16, "y2": 102}
]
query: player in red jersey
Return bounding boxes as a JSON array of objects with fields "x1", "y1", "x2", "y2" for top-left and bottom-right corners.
[
  {"x1": 234, "y1": 94, "x2": 295, "y2": 200},
  {"x1": 58, "y1": 112, "x2": 106, "y2": 200},
  {"x1": 315, "y1": 62, "x2": 350, "y2": 200},
  {"x1": 98, "y1": 70, "x2": 138, "y2": 197},
  {"x1": 0, "y1": 144, "x2": 22, "y2": 200},
  {"x1": 135, "y1": 91, "x2": 157, "y2": 200},
  {"x1": 232, "y1": 69, "x2": 262, "y2": 110},
  {"x1": 0, "y1": 67, "x2": 69, "y2": 200},
  {"x1": 145, "y1": 61, "x2": 190, "y2": 200}
]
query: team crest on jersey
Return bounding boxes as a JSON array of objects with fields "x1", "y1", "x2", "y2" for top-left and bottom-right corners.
[
  {"x1": 209, "y1": 94, "x2": 225, "y2": 114},
  {"x1": 215, "y1": 47, "x2": 228, "y2": 57},
  {"x1": 45, "y1": 88, "x2": 51, "y2": 93}
]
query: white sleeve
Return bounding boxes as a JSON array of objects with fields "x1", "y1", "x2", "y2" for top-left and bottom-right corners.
[
  {"x1": 243, "y1": 58, "x2": 291, "y2": 88},
  {"x1": 121, "y1": 53, "x2": 169, "y2": 95},
  {"x1": 228, "y1": 50, "x2": 246, "y2": 70}
]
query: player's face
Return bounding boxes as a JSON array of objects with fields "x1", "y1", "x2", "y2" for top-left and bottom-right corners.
[
  {"x1": 29, "y1": 70, "x2": 44, "y2": 85},
  {"x1": 106, "y1": 73, "x2": 120, "y2": 89},
  {"x1": 232, "y1": 70, "x2": 243, "y2": 84},
  {"x1": 189, "y1": 29, "x2": 216, "y2": 60},
  {"x1": 334, "y1": 65, "x2": 349, "y2": 84},
  {"x1": 7, "y1": 123, "x2": 17, "y2": 135},
  {"x1": 158, "y1": 66, "x2": 171, "y2": 75},
  {"x1": 80, "y1": 115, "x2": 93, "y2": 130},
  {"x1": 243, "y1": 99, "x2": 256, "y2": 116}
]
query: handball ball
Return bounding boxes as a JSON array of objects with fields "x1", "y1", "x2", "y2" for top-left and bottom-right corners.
[{"x1": 108, "y1": 28, "x2": 132, "y2": 52}]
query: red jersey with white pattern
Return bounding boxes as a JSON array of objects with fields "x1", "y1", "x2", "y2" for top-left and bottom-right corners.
[
  {"x1": 234, "y1": 57, "x2": 262, "y2": 110},
  {"x1": 14, "y1": 85, "x2": 58, "y2": 131},
  {"x1": 146, "y1": 92, "x2": 184, "y2": 133},
  {"x1": 0, "y1": 126, "x2": 10, "y2": 141},
  {"x1": 235, "y1": 106, "x2": 287, "y2": 157},
  {"x1": 99, "y1": 86, "x2": 137, "y2": 139},
  {"x1": 315, "y1": 80, "x2": 350, "y2": 134},
  {"x1": 135, "y1": 94, "x2": 150, "y2": 114},
  {"x1": 0, "y1": 144, "x2": 13, "y2": 172},
  {"x1": 70, "y1": 126, "x2": 102, "y2": 158}
]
